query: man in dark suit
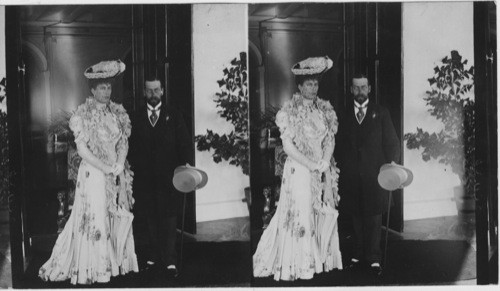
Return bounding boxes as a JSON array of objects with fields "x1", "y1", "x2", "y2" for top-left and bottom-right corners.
[
  {"x1": 336, "y1": 73, "x2": 400, "y2": 276},
  {"x1": 129, "y1": 76, "x2": 192, "y2": 278}
]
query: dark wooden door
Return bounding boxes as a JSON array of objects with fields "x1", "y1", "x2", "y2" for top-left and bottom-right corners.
[
  {"x1": 130, "y1": 5, "x2": 196, "y2": 233},
  {"x1": 166, "y1": 5, "x2": 196, "y2": 234},
  {"x1": 6, "y1": 6, "x2": 32, "y2": 287},
  {"x1": 473, "y1": 1, "x2": 498, "y2": 284},
  {"x1": 343, "y1": 3, "x2": 403, "y2": 232}
]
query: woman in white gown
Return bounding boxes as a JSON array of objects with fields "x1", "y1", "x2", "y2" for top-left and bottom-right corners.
[
  {"x1": 253, "y1": 56, "x2": 342, "y2": 281},
  {"x1": 39, "y1": 60, "x2": 138, "y2": 285}
]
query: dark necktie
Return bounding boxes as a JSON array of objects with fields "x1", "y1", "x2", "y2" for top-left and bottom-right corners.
[
  {"x1": 355, "y1": 105, "x2": 366, "y2": 124},
  {"x1": 150, "y1": 109, "x2": 158, "y2": 126}
]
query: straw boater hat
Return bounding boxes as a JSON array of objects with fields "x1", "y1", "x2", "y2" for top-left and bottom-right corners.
[
  {"x1": 291, "y1": 56, "x2": 333, "y2": 76},
  {"x1": 377, "y1": 163, "x2": 414, "y2": 191},
  {"x1": 173, "y1": 165, "x2": 208, "y2": 193},
  {"x1": 84, "y1": 59, "x2": 126, "y2": 79}
]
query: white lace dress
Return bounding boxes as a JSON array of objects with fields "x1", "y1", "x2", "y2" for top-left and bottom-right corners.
[
  {"x1": 39, "y1": 98, "x2": 138, "y2": 285},
  {"x1": 253, "y1": 94, "x2": 343, "y2": 281}
]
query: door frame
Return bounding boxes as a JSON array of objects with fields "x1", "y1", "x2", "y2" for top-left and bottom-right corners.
[
  {"x1": 6, "y1": 6, "x2": 31, "y2": 287},
  {"x1": 473, "y1": 1, "x2": 498, "y2": 284}
]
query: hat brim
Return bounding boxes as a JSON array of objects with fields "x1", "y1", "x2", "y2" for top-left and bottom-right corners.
[
  {"x1": 379, "y1": 163, "x2": 413, "y2": 188},
  {"x1": 291, "y1": 56, "x2": 333, "y2": 75},
  {"x1": 174, "y1": 165, "x2": 208, "y2": 192},
  {"x1": 84, "y1": 60, "x2": 126, "y2": 79}
]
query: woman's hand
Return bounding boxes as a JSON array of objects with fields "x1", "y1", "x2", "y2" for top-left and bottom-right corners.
[
  {"x1": 111, "y1": 163, "x2": 124, "y2": 176},
  {"x1": 76, "y1": 141, "x2": 118, "y2": 176},
  {"x1": 317, "y1": 160, "x2": 330, "y2": 173},
  {"x1": 309, "y1": 160, "x2": 328, "y2": 172},
  {"x1": 282, "y1": 137, "x2": 324, "y2": 173},
  {"x1": 102, "y1": 165, "x2": 114, "y2": 175}
]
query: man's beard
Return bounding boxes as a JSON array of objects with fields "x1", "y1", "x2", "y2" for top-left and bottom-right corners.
[
  {"x1": 147, "y1": 96, "x2": 161, "y2": 107},
  {"x1": 354, "y1": 94, "x2": 368, "y2": 104}
]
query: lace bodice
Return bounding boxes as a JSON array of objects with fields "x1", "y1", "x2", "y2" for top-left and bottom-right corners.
[
  {"x1": 69, "y1": 97, "x2": 134, "y2": 211},
  {"x1": 299, "y1": 103, "x2": 329, "y2": 160},
  {"x1": 95, "y1": 109, "x2": 122, "y2": 163},
  {"x1": 276, "y1": 93, "x2": 337, "y2": 161},
  {"x1": 69, "y1": 98, "x2": 131, "y2": 166}
]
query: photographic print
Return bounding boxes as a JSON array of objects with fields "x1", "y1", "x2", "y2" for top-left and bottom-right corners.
[
  {"x1": 0, "y1": 0, "x2": 498, "y2": 290},
  {"x1": 1, "y1": 2, "x2": 250, "y2": 288},
  {"x1": 248, "y1": 1, "x2": 497, "y2": 287}
]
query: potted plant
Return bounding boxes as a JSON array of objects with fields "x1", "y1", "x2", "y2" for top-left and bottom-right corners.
[
  {"x1": 404, "y1": 50, "x2": 476, "y2": 213},
  {"x1": 195, "y1": 52, "x2": 250, "y2": 206}
]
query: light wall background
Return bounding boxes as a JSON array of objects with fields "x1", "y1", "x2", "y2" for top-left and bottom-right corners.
[
  {"x1": 402, "y1": 2, "x2": 474, "y2": 220},
  {"x1": 0, "y1": 6, "x2": 5, "y2": 113},
  {"x1": 193, "y1": 4, "x2": 249, "y2": 222}
]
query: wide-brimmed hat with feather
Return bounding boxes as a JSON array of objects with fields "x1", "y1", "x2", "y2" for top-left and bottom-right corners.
[
  {"x1": 84, "y1": 59, "x2": 126, "y2": 79},
  {"x1": 291, "y1": 56, "x2": 333, "y2": 76}
]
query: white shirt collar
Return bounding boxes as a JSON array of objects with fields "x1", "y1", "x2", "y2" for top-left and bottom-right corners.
[
  {"x1": 147, "y1": 102, "x2": 162, "y2": 111},
  {"x1": 354, "y1": 99, "x2": 369, "y2": 109}
]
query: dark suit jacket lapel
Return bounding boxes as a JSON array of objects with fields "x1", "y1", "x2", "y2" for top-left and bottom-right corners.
[
  {"x1": 159, "y1": 104, "x2": 170, "y2": 127},
  {"x1": 361, "y1": 102, "x2": 376, "y2": 132},
  {"x1": 140, "y1": 108, "x2": 152, "y2": 148},
  {"x1": 143, "y1": 107, "x2": 150, "y2": 127}
]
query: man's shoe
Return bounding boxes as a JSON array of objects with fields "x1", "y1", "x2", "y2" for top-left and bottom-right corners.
[
  {"x1": 347, "y1": 258, "x2": 361, "y2": 269},
  {"x1": 369, "y1": 263, "x2": 383, "y2": 276},
  {"x1": 139, "y1": 260, "x2": 155, "y2": 272},
  {"x1": 166, "y1": 265, "x2": 179, "y2": 278}
]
